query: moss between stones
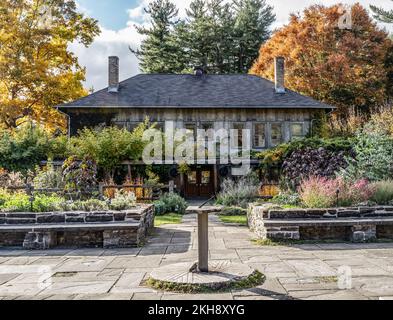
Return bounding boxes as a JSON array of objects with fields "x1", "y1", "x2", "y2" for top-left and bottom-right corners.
[{"x1": 146, "y1": 270, "x2": 266, "y2": 294}]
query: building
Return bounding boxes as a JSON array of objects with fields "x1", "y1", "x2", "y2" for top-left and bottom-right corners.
[{"x1": 57, "y1": 56, "x2": 334, "y2": 199}]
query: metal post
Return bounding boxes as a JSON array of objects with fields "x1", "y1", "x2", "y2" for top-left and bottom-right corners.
[{"x1": 198, "y1": 212, "x2": 209, "y2": 273}]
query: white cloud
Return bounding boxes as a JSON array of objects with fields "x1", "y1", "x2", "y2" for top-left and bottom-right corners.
[{"x1": 72, "y1": 0, "x2": 393, "y2": 91}]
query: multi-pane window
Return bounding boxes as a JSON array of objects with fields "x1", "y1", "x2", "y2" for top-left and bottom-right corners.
[
  {"x1": 232, "y1": 123, "x2": 245, "y2": 148},
  {"x1": 253, "y1": 123, "x2": 266, "y2": 149},
  {"x1": 290, "y1": 123, "x2": 304, "y2": 140},
  {"x1": 271, "y1": 123, "x2": 283, "y2": 147}
]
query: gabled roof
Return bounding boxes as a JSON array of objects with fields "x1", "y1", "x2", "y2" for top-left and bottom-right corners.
[{"x1": 57, "y1": 74, "x2": 334, "y2": 109}]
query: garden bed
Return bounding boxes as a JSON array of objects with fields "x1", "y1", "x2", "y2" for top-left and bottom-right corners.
[
  {"x1": 248, "y1": 204, "x2": 393, "y2": 243},
  {"x1": 0, "y1": 204, "x2": 154, "y2": 249}
]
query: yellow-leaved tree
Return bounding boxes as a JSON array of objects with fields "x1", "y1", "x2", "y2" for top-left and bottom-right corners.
[{"x1": 0, "y1": 0, "x2": 100, "y2": 130}]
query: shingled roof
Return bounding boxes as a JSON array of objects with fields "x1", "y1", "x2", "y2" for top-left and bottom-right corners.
[{"x1": 57, "y1": 74, "x2": 333, "y2": 109}]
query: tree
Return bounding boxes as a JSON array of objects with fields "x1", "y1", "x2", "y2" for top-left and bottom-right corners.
[
  {"x1": 131, "y1": 0, "x2": 185, "y2": 73},
  {"x1": 0, "y1": 0, "x2": 100, "y2": 130},
  {"x1": 233, "y1": 0, "x2": 275, "y2": 73},
  {"x1": 371, "y1": 1, "x2": 393, "y2": 23},
  {"x1": 250, "y1": 4, "x2": 392, "y2": 115},
  {"x1": 132, "y1": 0, "x2": 275, "y2": 74}
]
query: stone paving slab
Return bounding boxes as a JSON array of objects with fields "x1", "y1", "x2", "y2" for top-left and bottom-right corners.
[{"x1": 1, "y1": 214, "x2": 393, "y2": 300}]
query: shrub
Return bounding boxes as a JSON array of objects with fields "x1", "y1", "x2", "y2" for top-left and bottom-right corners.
[
  {"x1": 339, "y1": 130, "x2": 393, "y2": 182},
  {"x1": 70, "y1": 199, "x2": 108, "y2": 212},
  {"x1": 0, "y1": 124, "x2": 53, "y2": 173},
  {"x1": 1, "y1": 193, "x2": 31, "y2": 212},
  {"x1": 62, "y1": 156, "x2": 97, "y2": 193},
  {"x1": 154, "y1": 193, "x2": 187, "y2": 215},
  {"x1": 67, "y1": 123, "x2": 149, "y2": 179},
  {"x1": 272, "y1": 192, "x2": 301, "y2": 207},
  {"x1": 298, "y1": 176, "x2": 338, "y2": 208},
  {"x1": 33, "y1": 165, "x2": 64, "y2": 190},
  {"x1": 0, "y1": 168, "x2": 28, "y2": 188},
  {"x1": 32, "y1": 194, "x2": 65, "y2": 212},
  {"x1": 282, "y1": 147, "x2": 349, "y2": 188},
  {"x1": 370, "y1": 181, "x2": 393, "y2": 205},
  {"x1": 216, "y1": 172, "x2": 261, "y2": 208},
  {"x1": 298, "y1": 176, "x2": 374, "y2": 208},
  {"x1": 0, "y1": 188, "x2": 10, "y2": 207},
  {"x1": 109, "y1": 190, "x2": 137, "y2": 211}
]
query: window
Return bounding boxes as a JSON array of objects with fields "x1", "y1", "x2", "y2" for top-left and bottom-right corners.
[
  {"x1": 290, "y1": 123, "x2": 304, "y2": 140},
  {"x1": 232, "y1": 123, "x2": 245, "y2": 148},
  {"x1": 184, "y1": 123, "x2": 197, "y2": 139},
  {"x1": 253, "y1": 123, "x2": 266, "y2": 149},
  {"x1": 187, "y1": 171, "x2": 197, "y2": 185},
  {"x1": 270, "y1": 123, "x2": 283, "y2": 147}
]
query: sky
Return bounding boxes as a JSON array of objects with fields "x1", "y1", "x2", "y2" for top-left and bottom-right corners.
[{"x1": 72, "y1": 0, "x2": 393, "y2": 91}]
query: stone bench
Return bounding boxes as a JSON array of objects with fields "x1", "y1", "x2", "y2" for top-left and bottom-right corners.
[
  {"x1": 0, "y1": 205, "x2": 154, "y2": 249},
  {"x1": 248, "y1": 205, "x2": 393, "y2": 243}
]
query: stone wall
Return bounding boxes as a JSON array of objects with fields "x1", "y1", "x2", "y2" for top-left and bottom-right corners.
[
  {"x1": 0, "y1": 205, "x2": 155, "y2": 249},
  {"x1": 248, "y1": 204, "x2": 393, "y2": 243}
]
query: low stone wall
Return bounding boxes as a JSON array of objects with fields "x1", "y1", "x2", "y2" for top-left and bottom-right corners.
[
  {"x1": 0, "y1": 205, "x2": 155, "y2": 249},
  {"x1": 248, "y1": 204, "x2": 393, "y2": 243}
]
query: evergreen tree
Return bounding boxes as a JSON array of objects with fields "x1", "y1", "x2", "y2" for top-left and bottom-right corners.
[
  {"x1": 371, "y1": 1, "x2": 393, "y2": 23},
  {"x1": 233, "y1": 0, "x2": 275, "y2": 73},
  {"x1": 132, "y1": 0, "x2": 276, "y2": 74},
  {"x1": 130, "y1": 0, "x2": 184, "y2": 73}
]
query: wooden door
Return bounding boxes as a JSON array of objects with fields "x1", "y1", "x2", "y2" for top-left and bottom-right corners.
[{"x1": 185, "y1": 167, "x2": 214, "y2": 199}]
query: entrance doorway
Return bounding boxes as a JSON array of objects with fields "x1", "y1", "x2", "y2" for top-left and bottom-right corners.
[{"x1": 185, "y1": 166, "x2": 215, "y2": 199}]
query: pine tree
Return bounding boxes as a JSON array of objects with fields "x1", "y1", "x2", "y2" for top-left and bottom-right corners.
[
  {"x1": 371, "y1": 1, "x2": 393, "y2": 23},
  {"x1": 233, "y1": 0, "x2": 275, "y2": 73},
  {"x1": 131, "y1": 0, "x2": 184, "y2": 73},
  {"x1": 132, "y1": 0, "x2": 276, "y2": 74}
]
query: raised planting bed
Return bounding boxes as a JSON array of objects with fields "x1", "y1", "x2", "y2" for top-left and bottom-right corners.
[
  {"x1": 0, "y1": 205, "x2": 154, "y2": 250},
  {"x1": 248, "y1": 204, "x2": 393, "y2": 243}
]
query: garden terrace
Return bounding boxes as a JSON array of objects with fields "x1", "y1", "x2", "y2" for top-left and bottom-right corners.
[
  {"x1": 0, "y1": 205, "x2": 154, "y2": 250},
  {"x1": 248, "y1": 204, "x2": 393, "y2": 243}
]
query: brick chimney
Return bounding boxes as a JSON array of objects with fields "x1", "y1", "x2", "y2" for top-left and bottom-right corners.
[
  {"x1": 274, "y1": 57, "x2": 285, "y2": 94},
  {"x1": 108, "y1": 56, "x2": 119, "y2": 93}
]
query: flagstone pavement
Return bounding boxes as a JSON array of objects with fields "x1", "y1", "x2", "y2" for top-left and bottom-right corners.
[{"x1": 1, "y1": 214, "x2": 393, "y2": 300}]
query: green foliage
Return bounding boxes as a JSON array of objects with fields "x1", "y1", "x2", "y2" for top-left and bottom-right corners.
[
  {"x1": 0, "y1": 188, "x2": 10, "y2": 207},
  {"x1": 370, "y1": 181, "x2": 393, "y2": 205},
  {"x1": 371, "y1": 2, "x2": 393, "y2": 23},
  {"x1": 1, "y1": 193, "x2": 30, "y2": 212},
  {"x1": 0, "y1": 124, "x2": 54, "y2": 173},
  {"x1": 69, "y1": 199, "x2": 108, "y2": 212},
  {"x1": 272, "y1": 192, "x2": 301, "y2": 207},
  {"x1": 67, "y1": 123, "x2": 149, "y2": 178},
  {"x1": 32, "y1": 194, "x2": 64, "y2": 212},
  {"x1": 33, "y1": 165, "x2": 64, "y2": 190},
  {"x1": 339, "y1": 130, "x2": 393, "y2": 182},
  {"x1": 133, "y1": 0, "x2": 275, "y2": 74},
  {"x1": 154, "y1": 193, "x2": 188, "y2": 215},
  {"x1": 216, "y1": 172, "x2": 261, "y2": 208},
  {"x1": 109, "y1": 190, "x2": 137, "y2": 211}
]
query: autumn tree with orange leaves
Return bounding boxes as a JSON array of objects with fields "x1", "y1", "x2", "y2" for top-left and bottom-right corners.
[{"x1": 250, "y1": 4, "x2": 393, "y2": 115}]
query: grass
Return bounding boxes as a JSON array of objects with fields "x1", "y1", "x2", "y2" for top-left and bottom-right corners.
[
  {"x1": 252, "y1": 238, "x2": 393, "y2": 247},
  {"x1": 219, "y1": 215, "x2": 248, "y2": 225},
  {"x1": 154, "y1": 213, "x2": 183, "y2": 227},
  {"x1": 146, "y1": 270, "x2": 266, "y2": 294}
]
